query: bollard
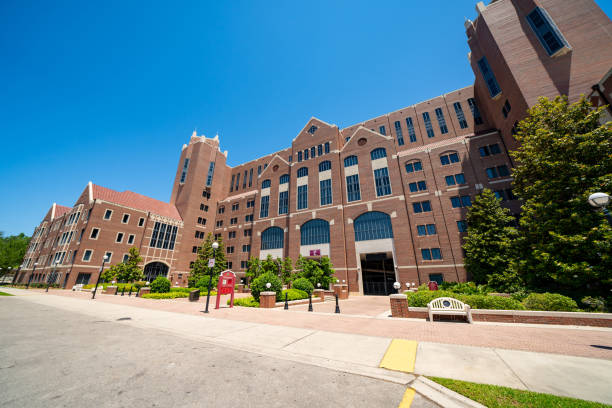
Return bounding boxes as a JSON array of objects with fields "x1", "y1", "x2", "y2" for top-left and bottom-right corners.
[
  {"x1": 284, "y1": 292, "x2": 289, "y2": 310},
  {"x1": 308, "y1": 294, "x2": 313, "y2": 312},
  {"x1": 335, "y1": 293, "x2": 340, "y2": 314},
  {"x1": 115, "y1": 287, "x2": 118, "y2": 295},
  {"x1": 121, "y1": 286, "x2": 125, "y2": 296},
  {"x1": 135, "y1": 288, "x2": 139, "y2": 297},
  {"x1": 128, "y1": 287, "x2": 132, "y2": 297}
]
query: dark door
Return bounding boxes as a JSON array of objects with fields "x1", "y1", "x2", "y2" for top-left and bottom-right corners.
[{"x1": 361, "y1": 253, "x2": 396, "y2": 295}]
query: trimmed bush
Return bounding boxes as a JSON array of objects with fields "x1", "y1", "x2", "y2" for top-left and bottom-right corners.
[
  {"x1": 170, "y1": 287, "x2": 192, "y2": 293},
  {"x1": 523, "y1": 293, "x2": 578, "y2": 312},
  {"x1": 150, "y1": 276, "x2": 171, "y2": 293},
  {"x1": 405, "y1": 290, "x2": 524, "y2": 310},
  {"x1": 142, "y1": 292, "x2": 189, "y2": 299},
  {"x1": 405, "y1": 290, "x2": 459, "y2": 307},
  {"x1": 228, "y1": 296, "x2": 259, "y2": 307},
  {"x1": 250, "y1": 272, "x2": 282, "y2": 302},
  {"x1": 439, "y1": 281, "x2": 491, "y2": 295},
  {"x1": 277, "y1": 288, "x2": 309, "y2": 302},
  {"x1": 196, "y1": 275, "x2": 216, "y2": 292},
  {"x1": 292, "y1": 277, "x2": 314, "y2": 295}
]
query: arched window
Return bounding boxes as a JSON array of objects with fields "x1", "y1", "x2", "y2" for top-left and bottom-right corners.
[
  {"x1": 405, "y1": 160, "x2": 423, "y2": 173},
  {"x1": 440, "y1": 151, "x2": 460, "y2": 165},
  {"x1": 279, "y1": 174, "x2": 289, "y2": 184},
  {"x1": 297, "y1": 167, "x2": 308, "y2": 178},
  {"x1": 344, "y1": 155, "x2": 358, "y2": 167},
  {"x1": 318, "y1": 160, "x2": 331, "y2": 172},
  {"x1": 370, "y1": 148, "x2": 387, "y2": 160},
  {"x1": 143, "y1": 262, "x2": 169, "y2": 282},
  {"x1": 301, "y1": 219, "x2": 330, "y2": 245},
  {"x1": 354, "y1": 211, "x2": 393, "y2": 242},
  {"x1": 261, "y1": 179, "x2": 271, "y2": 188},
  {"x1": 261, "y1": 227, "x2": 284, "y2": 250}
]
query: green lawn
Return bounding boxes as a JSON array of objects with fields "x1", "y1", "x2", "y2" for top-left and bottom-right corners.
[
  {"x1": 0, "y1": 291, "x2": 14, "y2": 296},
  {"x1": 428, "y1": 377, "x2": 611, "y2": 408}
]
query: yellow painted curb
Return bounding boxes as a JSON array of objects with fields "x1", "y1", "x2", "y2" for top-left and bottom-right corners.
[
  {"x1": 398, "y1": 388, "x2": 415, "y2": 408},
  {"x1": 379, "y1": 339, "x2": 418, "y2": 373}
]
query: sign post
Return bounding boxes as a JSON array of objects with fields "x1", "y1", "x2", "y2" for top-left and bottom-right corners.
[{"x1": 215, "y1": 270, "x2": 236, "y2": 309}]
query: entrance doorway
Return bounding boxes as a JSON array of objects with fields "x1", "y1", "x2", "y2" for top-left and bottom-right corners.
[
  {"x1": 143, "y1": 262, "x2": 169, "y2": 282},
  {"x1": 360, "y1": 253, "x2": 396, "y2": 295}
]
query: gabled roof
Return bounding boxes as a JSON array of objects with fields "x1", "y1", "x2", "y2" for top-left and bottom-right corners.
[
  {"x1": 340, "y1": 126, "x2": 392, "y2": 152},
  {"x1": 91, "y1": 184, "x2": 182, "y2": 221},
  {"x1": 55, "y1": 205, "x2": 71, "y2": 218},
  {"x1": 258, "y1": 154, "x2": 290, "y2": 179}
]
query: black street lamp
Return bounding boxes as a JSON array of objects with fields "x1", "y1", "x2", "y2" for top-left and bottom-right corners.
[
  {"x1": 204, "y1": 241, "x2": 219, "y2": 313},
  {"x1": 588, "y1": 192, "x2": 612, "y2": 225},
  {"x1": 92, "y1": 255, "x2": 109, "y2": 299},
  {"x1": 25, "y1": 262, "x2": 38, "y2": 290}
]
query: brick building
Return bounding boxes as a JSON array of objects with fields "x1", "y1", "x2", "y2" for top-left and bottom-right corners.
[{"x1": 18, "y1": 0, "x2": 612, "y2": 294}]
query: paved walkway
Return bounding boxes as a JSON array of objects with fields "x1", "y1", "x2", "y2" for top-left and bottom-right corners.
[{"x1": 4, "y1": 288, "x2": 612, "y2": 405}]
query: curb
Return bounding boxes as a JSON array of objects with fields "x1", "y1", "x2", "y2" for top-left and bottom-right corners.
[{"x1": 409, "y1": 376, "x2": 486, "y2": 408}]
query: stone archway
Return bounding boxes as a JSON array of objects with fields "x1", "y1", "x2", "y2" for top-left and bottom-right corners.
[{"x1": 143, "y1": 262, "x2": 169, "y2": 282}]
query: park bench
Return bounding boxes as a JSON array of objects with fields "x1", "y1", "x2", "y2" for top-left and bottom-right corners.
[
  {"x1": 427, "y1": 297, "x2": 473, "y2": 323},
  {"x1": 72, "y1": 284, "x2": 83, "y2": 291}
]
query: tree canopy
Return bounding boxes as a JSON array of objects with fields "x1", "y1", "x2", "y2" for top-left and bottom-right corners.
[
  {"x1": 103, "y1": 247, "x2": 143, "y2": 282},
  {"x1": 189, "y1": 233, "x2": 227, "y2": 287},
  {"x1": 0, "y1": 232, "x2": 30, "y2": 277}
]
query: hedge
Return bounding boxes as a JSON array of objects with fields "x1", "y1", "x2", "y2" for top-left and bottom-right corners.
[
  {"x1": 405, "y1": 290, "x2": 525, "y2": 310},
  {"x1": 276, "y1": 288, "x2": 309, "y2": 302},
  {"x1": 228, "y1": 297, "x2": 259, "y2": 307},
  {"x1": 141, "y1": 292, "x2": 189, "y2": 299},
  {"x1": 292, "y1": 278, "x2": 314, "y2": 295},
  {"x1": 150, "y1": 276, "x2": 171, "y2": 293},
  {"x1": 523, "y1": 293, "x2": 578, "y2": 312}
]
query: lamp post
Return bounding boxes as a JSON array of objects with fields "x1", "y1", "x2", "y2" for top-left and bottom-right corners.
[
  {"x1": 204, "y1": 241, "x2": 219, "y2": 313},
  {"x1": 26, "y1": 262, "x2": 38, "y2": 289},
  {"x1": 46, "y1": 260, "x2": 59, "y2": 292},
  {"x1": 588, "y1": 192, "x2": 611, "y2": 225},
  {"x1": 92, "y1": 255, "x2": 109, "y2": 299},
  {"x1": 393, "y1": 281, "x2": 401, "y2": 294},
  {"x1": 11, "y1": 264, "x2": 23, "y2": 285}
]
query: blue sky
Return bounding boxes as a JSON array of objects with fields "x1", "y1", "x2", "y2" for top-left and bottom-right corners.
[{"x1": 1, "y1": 0, "x2": 610, "y2": 236}]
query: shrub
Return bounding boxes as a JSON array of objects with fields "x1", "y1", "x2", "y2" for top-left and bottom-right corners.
[
  {"x1": 581, "y1": 296, "x2": 606, "y2": 312},
  {"x1": 142, "y1": 292, "x2": 189, "y2": 299},
  {"x1": 277, "y1": 288, "x2": 309, "y2": 302},
  {"x1": 250, "y1": 272, "x2": 282, "y2": 302},
  {"x1": 439, "y1": 282, "x2": 491, "y2": 295},
  {"x1": 196, "y1": 275, "x2": 216, "y2": 292},
  {"x1": 523, "y1": 293, "x2": 579, "y2": 312},
  {"x1": 292, "y1": 277, "x2": 314, "y2": 295},
  {"x1": 228, "y1": 296, "x2": 259, "y2": 307},
  {"x1": 405, "y1": 290, "x2": 524, "y2": 310},
  {"x1": 150, "y1": 276, "x2": 171, "y2": 293},
  {"x1": 170, "y1": 287, "x2": 192, "y2": 294},
  {"x1": 405, "y1": 290, "x2": 458, "y2": 307}
]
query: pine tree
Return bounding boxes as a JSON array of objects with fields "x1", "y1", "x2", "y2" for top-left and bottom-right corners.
[
  {"x1": 281, "y1": 257, "x2": 293, "y2": 285},
  {"x1": 189, "y1": 233, "x2": 227, "y2": 287}
]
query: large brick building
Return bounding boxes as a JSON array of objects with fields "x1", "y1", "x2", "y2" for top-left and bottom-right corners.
[{"x1": 18, "y1": 0, "x2": 612, "y2": 295}]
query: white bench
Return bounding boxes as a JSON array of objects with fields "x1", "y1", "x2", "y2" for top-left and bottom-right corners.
[
  {"x1": 427, "y1": 297, "x2": 472, "y2": 323},
  {"x1": 72, "y1": 284, "x2": 83, "y2": 292}
]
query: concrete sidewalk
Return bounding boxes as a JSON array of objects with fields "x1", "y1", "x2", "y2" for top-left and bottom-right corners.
[{"x1": 4, "y1": 288, "x2": 612, "y2": 405}]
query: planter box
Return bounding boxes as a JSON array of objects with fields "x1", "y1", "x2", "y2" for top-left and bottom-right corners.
[{"x1": 103, "y1": 286, "x2": 118, "y2": 295}]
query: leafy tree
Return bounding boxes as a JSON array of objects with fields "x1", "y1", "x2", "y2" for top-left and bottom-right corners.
[
  {"x1": 296, "y1": 255, "x2": 336, "y2": 288},
  {"x1": 109, "y1": 247, "x2": 144, "y2": 282},
  {"x1": 189, "y1": 233, "x2": 227, "y2": 287},
  {"x1": 250, "y1": 271, "x2": 282, "y2": 302},
  {"x1": 510, "y1": 96, "x2": 612, "y2": 301},
  {"x1": 245, "y1": 256, "x2": 262, "y2": 283},
  {"x1": 100, "y1": 267, "x2": 117, "y2": 283},
  {"x1": 0, "y1": 232, "x2": 30, "y2": 278},
  {"x1": 462, "y1": 189, "x2": 519, "y2": 291},
  {"x1": 281, "y1": 256, "x2": 293, "y2": 285}
]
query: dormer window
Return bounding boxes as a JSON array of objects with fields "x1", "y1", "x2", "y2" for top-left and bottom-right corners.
[{"x1": 308, "y1": 125, "x2": 318, "y2": 134}]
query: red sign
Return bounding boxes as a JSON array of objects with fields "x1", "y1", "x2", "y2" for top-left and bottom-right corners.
[
  {"x1": 428, "y1": 281, "x2": 439, "y2": 291},
  {"x1": 309, "y1": 249, "x2": 321, "y2": 256},
  {"x1": 215, "y1": 270, "x2": 236, "y2": 309}
]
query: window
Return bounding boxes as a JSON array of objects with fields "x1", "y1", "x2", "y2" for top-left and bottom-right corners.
[
  {"x1": 229, "y1": 231, "x2": 236, "y2": 239},
  {"x1": 297, "y1": 151, "x2": 302, "y2": 162},
  {"x1": 297, "y1": 167, "x2": 308, "y2": 178},
  {"x1": 318, "y1": 144, "x2": 323, "y2": 156},
  {"x1": 149, "y1": 222, "x2": 178, "y2": 250},
  {"x1": 218, "y1": 206, "x2": 225, "y2": 214},
  {"x1": 324, "y1": 142, "x2": 330, "y2": 154},
  {"x1": 103, "y1": 209, "x2": 112, "y2": 220},
  {"x1": 344, "y1": 155, "x2": 358, "y2": 167},
  {"x1": 451, "y1": 195, "x2": 472, "y2": 208},
  {"x1": 244, "y1": 229, "x2": 252, "y2": 237},
  {"x1": 405, "y1": 117, "x2": 417, "y2": 142},
  {"x1": 206, "y1": 162, "x2": 216, "y2": 186},
  {"x1": 445, "y1": 173, "x2": 466, "y2": 186},
  {"x1": 180, "y1": 158, "x2": 190, "y2": 183},
  {"x1": 421, "y1": 248, "x2": 442, "y2": 260},
  {"x1": 318, "y1": 161, "x2": 331, "y2": 172},
  {"x1": 457, "y1": 220, "x2": 468, "y2": 232},
  {"x1": 195, "y1": 231, "x2": 205, "y2": 239},
  {"x1": 301, "y1": 219, "x2": 330, "y2": 245},
  {"x1": 75, "y1": 272, "x2": 91, "y2": 284},
  {"x1": 374, "y1": 167, "x2": 391, "y2": 196},
  {"x1": 467, "y1": 98, "x2": 483, "y2": 125},
  {"x1": 354, "y1": 211, "x2": 393, "y2": 241},
  {"x1": 232, "y1": 203, "x2": 239, "y2": 211},
  {"x1": 214, "y1": 233, "x2": 221, "y2": 240},
  {"x1": 230, "y1": 217, "x2": 238, "y2": 225},
  {"x1": 526, "y1": 7, "x2": 568, "y2": 56},
  {"x1": 116, "y1": 233, "x2": 124, "y2": 243},
  {"x1": 346, "y1": 174, "x2": 361, "y2": 202},
  {"x1": 440, "y1": 152, "x2": 460, "y2": 165},
  {"x1": 241, "y1": 260, "x2": 248, "y2": 269},
  {"x1": 261, "y1": 227, "x2": 284, "y2": 250},
  {"x1": 422, "y1": 112, "x2": 435, "y2": 138},
  {"x1": 279, "y1": 174, "x2": 289, "y2": 184},
  {"x1": 277, "y1": 191, "x2": 288, "y2": 214},
  {"x1": 370, "y1": 148, "x2": 387, "y2": 160},
  {"x1": 310, "y1": 146, "x2": 315, "y2": 158},
  {"x1": 197, "y1": 217, "x2": 206, "y2": 225},
  {"x1": 304, "y1": 149, "x2": 309, "y2": 160},
  {"x1": 260, "y1": 196, "x2": 269, "y2": 218},
  {"x1": 412, "y1": 201, "x2": 432, "y2": 213},
  {"x1": 230, "y1": 174, "x2": 235, "y2": 192},
  {"x1": 242, "y1": 244, "x2": 250, "y2": 252},
  {"x1": 494, "y1": 189, "x2": 516, "y2": 201},
  {"x1": 320, "y1": 179, "x2": 332, "y2": 205},
  {"x1": 105, "y1": 252, "x2": 113, "y2": 262},
  {"x1": 227, "y1": 261, "x2": 233, "y2": 269},
  {"x1": 479, "y1": 144, "x2": 502, "y2": 157},
  {"x1": 486, "y1": 165, "x2": 510, "y2": 179},
  {"x1": 434, "y1": 108, "x2": 448, "y2": 134},
  {"x1": 247, "y1": 199, "x2": 255, "y2": 208},
  {"x1": 245, "y1": 214, "x2": 253, "y2": 222},
  {"x1": 249, "y1": 168, "x2": 253, "y2": 187},
  {"x1": 227, "y1": 246, "x2": 234, "y2": 254},
  {"x1": 417, "y1": 224, "x2": 437, "y2": 236},
  {"x1": 202, "y1": 190, "x2": 211, "y2": 199},
  {"x1": 192, "y1": 246, "x2": 198, "y2": 253},
  {"x1": 235, "y1": 173, "x2": 241, "y2": 191},
  {"x1": 308, "y1": 125, "x2": 318, "y2": 134},
  {"x1": 90, "y1": 228, "x2": 99, "y2": 239},
  {"x1": 453, "y1": 102, "x2": 468, "y2": 129},
  {"x1": 297, "y1": 185, "x2": 308, "y2": 210},
  {"x1": 394, "y1": 121, "x2": 405, "y2": 146},
  {"x1": 378, "y1": 125, "x2": 386, "y2": 135},
  {"x1": 243, "y1": 170, "x2": 247, "y2": 189},
  {"x1": 502, "y1": 99, "x2": 511, "y2": 118},
  {"x1": 409, "y1": 180, "x2": 427, "y2": 192},
  {"x1": 405, "y1": 161, "x2": 423, "y2": 173},
  {"x1": 257, "y1": 165, "x2": 262, "y2": 175},
  {"x1": 122, "y1": 254, "x2": 129, "y2": 263},
  {"x1": 477, "y1": 57, "x2": 502, "y2": 97},
  {"x1": 79, "y1": 229, "x2": 84, "y2": 242}
]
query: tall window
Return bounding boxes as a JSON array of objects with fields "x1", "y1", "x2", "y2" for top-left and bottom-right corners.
[
  {"x1": 243, "y1": 170, "x2": 247, "y2": 188},
  {"x1": 310, "y1": 146, "x2": 315, "y2": 158},
  {"x1": 378, "y1": 125, "x2": 386, "y2": 135},
  {"x1": 260, "y1": 195, "x2": 270, "y2": 218},
  {"x1": 453, "y1": 102, "x2": 468, "y2": 129},
  {"x1": 324, "y1": 142, "x2": 330, "y2": 154},
  {"x1": 394, "y1": 121, "x2": 405, "y2": 146},
  {"x1": 297, "y1": 151, "x2": 302, "y2": 162},
  {"x1": 344, "y1": 155, "x2": 358, "y2": 167},
  {"x1": 370, "y1": 148, "x2": 387, "y2": 160},
  {"x1": 477, "y1": 57, "x2": 502, "y2": 97},
  {"x1": 434, "y1": 108, "x2": 448, "y2": 134},
  {"x1": 149, "y1": 222, "x2": 178, "y2": 250},
  {"x1": 304, "y1": 149, "x2": 309, "y2": 160},
  {"x1": 374, "y1": 167, "x2": 391, "y2": 196},
  {"x1": 317, "y1": 144, "x2": 323, "y2": 156},
  {"x1": 526, "y1": 7, "x2": 568, "y2": 56},
  {"x1": 320, "y1": 179, "x2": 332, "y2": 205},
  {"x1": 301, "y1": 219, "x2": 330, "y2": 245},
  {"x1": 180, "y1": 158, "x2": 190, "y2": 183},
  {"x1": 230, "y1": 174, "x2": 235, "y2": 192},
  {"x1": 346, "y1": 174, "x2": 361, "y2": 202},
  {"x1": 279, "y1": 174, "x2": 289, "y2": 184},
  {"x1": 354, "y1": 211, "x2": 393, "y2": 242},
  {"x1": 248, "y1": 168, "x2": 253, "y2": 187},
  {"x1": 235, "y1": 173, "x2": 240, "y2": 191},
  {"x1": 297, "y1": 185, "x2": 308, "y2": 210},
  {"x1": 318, "y1": 160, "x2": 331, "y2": 172},
  {"x1": 261, "y1": 227, "x2": 284, "y2": 250},
  {"x1": 405, "y1": 117, "x2": 417, "y2": 142},
  {"x1": 297, "y1": 167, "x2": 308, "y2": 178},
  {"x1": 261, "y1": 179, "x2": 271, "y2": 189},
  {"x1": 422, "y1": 112, "x2": 435, "y2": 138},
  {"x1": 467, "y1": 98, "x2": 483, "y2": 125},
  {"x1": 278, "y1": 191, "x2": 288, "y2": 214},
  {"x1": 206, "y1": 162, "x2": 215, "y2": 186}
]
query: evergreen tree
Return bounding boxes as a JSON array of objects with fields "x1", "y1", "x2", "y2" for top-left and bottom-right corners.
[
  {"x1": 511, "y1": 96, "x2": 611, "y2": 300},
  {"x1": 462, "y1": 189, "x2": 519, "y2": 291},
  {"x1": 245, "y1": 256, "x2": 262, "y2": 283},
  {"x1": 281, "y1": 256, "x2": 293, "y2": 285},
  {"x1": 189, "y1": 233, "x2": 227, "y2": 287}
]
